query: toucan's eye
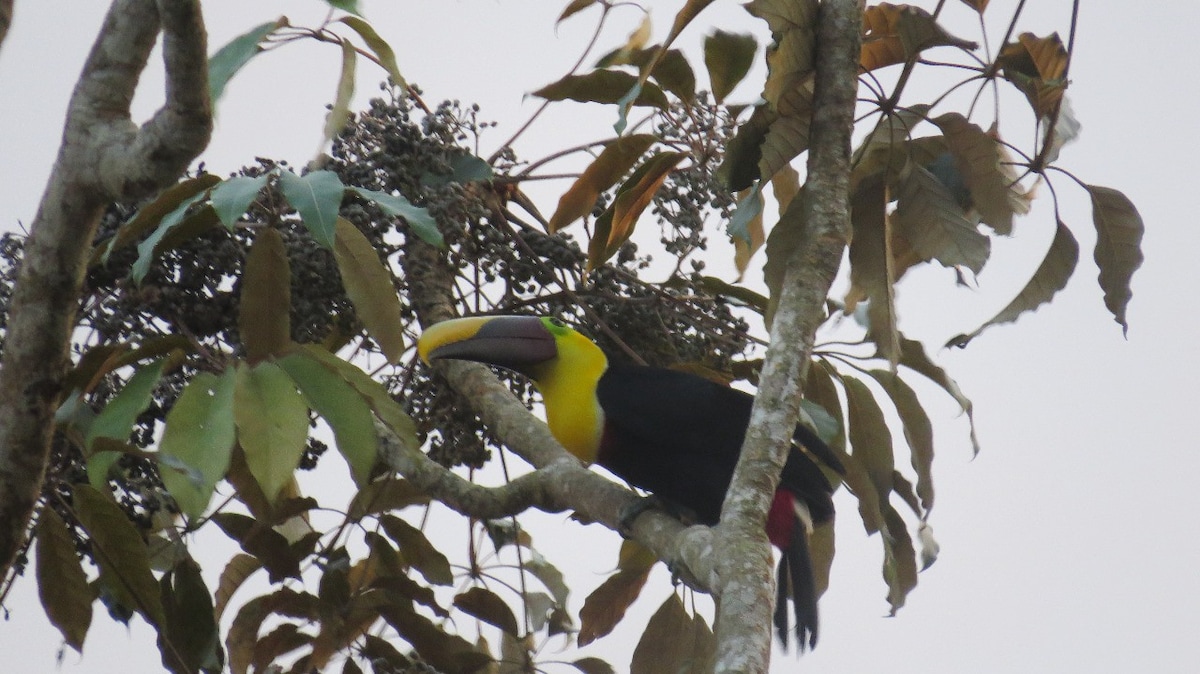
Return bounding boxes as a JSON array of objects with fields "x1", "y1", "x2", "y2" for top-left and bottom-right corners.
[{"x1": 548, "y1": 317, "x2": 566, "y2": 328}]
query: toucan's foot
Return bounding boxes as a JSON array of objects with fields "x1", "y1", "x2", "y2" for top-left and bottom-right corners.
[{"x1": 617, "y1": 494, "x2": 665, "y2": 535}]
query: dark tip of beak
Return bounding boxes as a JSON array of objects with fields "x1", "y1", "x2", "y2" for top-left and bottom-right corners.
[{"x1": 427, "y1": 316, "x2": 558, "y2": 378}]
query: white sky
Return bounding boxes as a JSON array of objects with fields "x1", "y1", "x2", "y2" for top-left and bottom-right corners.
[{"x1": 1, "y1": 1, "x2": 1197, "y2": 673}]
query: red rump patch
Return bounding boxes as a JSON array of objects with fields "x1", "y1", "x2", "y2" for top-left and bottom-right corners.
[{"x1": 765, "y1": 490, "x2": 796, "y2": 549}]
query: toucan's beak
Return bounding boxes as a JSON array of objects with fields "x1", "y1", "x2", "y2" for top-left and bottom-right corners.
[{"x1": 417, "y1": 316, "x2": 558, "y2": 378}]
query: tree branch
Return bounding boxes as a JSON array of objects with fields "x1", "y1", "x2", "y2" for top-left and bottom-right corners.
[
  {"x1": 711, "y1": 1, "x2": 862, "y2": 671},
  {"x1": 402, "y1": 233, "x2": 718, "y2": 594},
  {"x1": 0, "y1": 0, "x2": 211, "y2": 580}
]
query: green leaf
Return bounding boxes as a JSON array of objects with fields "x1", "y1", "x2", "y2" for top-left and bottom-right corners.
[
  {"x1": 704, "y1": 30, "x2": 757, "y2": 103},
  {"x1": 598, "y1": 46, "x2": 696, "y2": 102},
  {"x1": 453, "y1": 587, "x2": 519, "y2": 636},
  {"x1": 333, "y1": 217, "x2": 405, "y2": 363},
  {"x1": 159, "y1": 558, "x2": 223, "y2": 674},
  {"x1": 73, "y1": 485, "x2": 165, "y2": 627},
  {"x1": 549, "y1": 135, "x2": 657, "y2": 233},
  {"x1": 97, "y1": 174, "x2": 221, "y2": 266},
  {"x1": 948, "y1": 220, "x2": 1079, "y2": 347},
  {"x1": 762, "y1": 185, "x2": 807, "y2": 330},
  {"x1": 380, "y1": 515, "x2": 453, "y2": 586},
  {"x1": 718, "y1": 104, "x2": 774, "y2": 192},
  {"x1": 727, "y1": 183, "x2": 764, "y2": 246},
  {"x1": 131, "y1": 192, "x2": 210, "y2": 283},
  {"x1": 277, "y1": 170, "x2": 345, "y2": 249},
  {"x1": 1087, "y1": 184, "x2": 1144, "y2": 334},
  {"x1": 349, "y1": 186, "x2": 442, "y2": 247},
  {"x1": 324, "y1": 0, "x2": 363, "y2": 17},
  {"x1": 159, "y1": 369, "x2": 238, "y2": 519},
  {"x1": 86, "y1": 359, "x2": 166, "y2": 452},
  {"x1": 234, "y1": 362, "x2": 310, "y2": 503},
  {"x1": 209, "y1": 21, "x2": 282, "y2": 104},
  {"x1": 532, "y1": 70, "x2": 669, "y2": 109},
  {"x1": 448, "y1": 154, "x2": 494, "y2": 183},
  {"x1": 210, "y1": 175, "x2": 268, "y2": 229},
  {"x1": 321, "y1": 38, "x2": 357, "y2": 153},
  {"x1": 239, "y1": 228, "x2": 292, "y2": 362},
  {"x1": 36, "y1": 507, "x2": 92, "y2": 652},
  {"x1": 346, "y1": 478, "x2": 428, "y2": 520},
  {"x1": 748, "y1": 0, "x2": 818, "y2": 115},
  {"x1": 379, "y1": 603, "x2": 491, "y2": 674},
  {"x1": 278, "y1": 351, "x2": 382, "y2": 487},
  {"x1": 294, "y1": 345, "x2": 417, "y2": 446},
  {"x1": 339, "y1": 16, "x2": 407, "y2": 88}
]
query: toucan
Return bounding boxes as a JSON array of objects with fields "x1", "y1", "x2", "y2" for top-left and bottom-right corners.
[{"x1": 417, "y1": 315, "x2": 844, "y2": 650}]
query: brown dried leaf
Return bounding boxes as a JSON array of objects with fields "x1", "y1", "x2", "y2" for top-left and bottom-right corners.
[
  {"x1": 933, "y1": 113, "x2": 1028, "y2": 234},
  {"x1": 704, "y1": 30, "x2": 757, "y2": 103},
  {"x1": 893, "y1": 158, "x2": 990, "y2": 273},
  {"x1": 587, "y1": 152, "x2": 686, "y2": 272},
  {"x1": 380, "y1": 514, "x2": 453, "y2": 586},
  {"x1": 948, "y1": 220, "x2": 1079, "y2": 347},
  {"x1": 847, "y1": 174, "x2": 899, "y2": 365},
  {"x1": 578, "y1": 540, "x2": 656, "y2": 646},
  {"x1": 548, "y1": 135, "x2": 656, "y2": 233},
  {"x1": 843, "y1": 376, "x2": 895, "y2": 530},
  {"x1": 532, "y1": 70, "x2": 669, "y2": 108},
  {"x1": 629, "y1": 594, "x2": 693, "y2": 674},
  {"x1": 36, "y1": 508, "x2": 92, "y2": 652},
  {"x1": 861, "y1": 3, "x2": 977, "y2": 72},
  {"x1": 897, "y1": 336, "x2": 979, "y2": 455},
  {"x1": 454, "y1": 587, "x2": 520, "y2": 636},
  {"x1": 214, "y1": 553, "x2": 262, "y2": 622},
  {"x1": 996, "y1": 32, "x2": 1069, "y2": 117},
  {"x1": 869, "y1": 370, "x2": 934, "y2": 513},
  {"x1": 227, "y1": 589, "x2": 319, "y2": 674},
  {"x1": 881, "y1": 503, "x2": 918, "y2": 615}
]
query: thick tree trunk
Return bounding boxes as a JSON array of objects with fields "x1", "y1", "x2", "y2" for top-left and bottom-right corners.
[
  {"x1": 0, "y1": 0, "x2": 211, "y2": 580},
  {"x1": 710, "y1": 1, "x2": 862, "y2": 671}
]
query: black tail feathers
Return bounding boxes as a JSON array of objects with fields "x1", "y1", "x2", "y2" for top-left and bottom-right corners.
[{"x1": 774, "y1": 523, "x2": 818, "y2": 651}]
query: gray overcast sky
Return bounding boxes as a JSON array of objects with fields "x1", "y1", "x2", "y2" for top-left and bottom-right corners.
[{"x1": 1, "y1": 1, "x2": 1197, "y2": 673}]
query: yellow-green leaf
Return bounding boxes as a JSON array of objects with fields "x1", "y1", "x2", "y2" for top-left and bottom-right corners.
[
  {"x1": 339, "y1": 16, "x2": 407, "y2": 88},
  {"x1": 320, "y1": 38, "x2": 358, "y2": 154},
  {"x1": 277, "y1": 169, "x2": 345, "y2": 249},
  {"x1": 847, "y1": 174, "x2": 898, "y2": 364},
  {"x1": 234, "y1": 361, "x2": 310, "y2": 503},
  {"x1": 869, "y1": 370, "x2": 934, "y2": 513},
  {"x1": 1087, "y1": 185, "x2": 1144, "y2": 334},
  {"x1": 159, "y1": 369, "x2": 238, "y2": 519},
  {"x1": 333, "y1": 217, "x2": 404, "y2": 363},
  {"x1": 36, "y1": 507, "x2": 92, "y2": 652},
  {"x1": 239, "y1": 228, "x2": 292, "y2": 362},
  {"x1": 73, "y1": 485, "x2": 165, "y2": 627},
  {"x1": 294, "y1": 345, "x2": 418, "y2": 450},
  {"x1": 897, "y1": 336, "x2": 979, "y2": 455},
  {"x1": 278, "y1": 350, "x2": 380, "y2": 487},
  {"x1": 843, "y1": 375, "x2": 894, "y2": 527}
]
